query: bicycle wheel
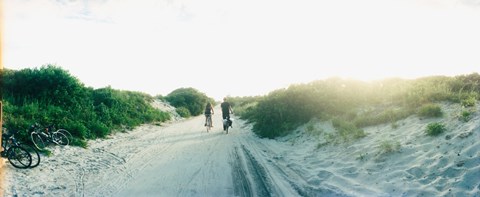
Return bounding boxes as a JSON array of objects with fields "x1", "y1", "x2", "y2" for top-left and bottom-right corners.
[
  {"x1": 22, "y1": 144, "x2": 41, "y2": 168},
  {"x1": 31, "y1": 132, "x2": 47, "y2": 150},
  {"x1": 223, "y1": 120, "x2": 229, "y2": 134},
  {"x1": 52, "y1": 132, "x2": 69, "y2": 146},
  {"x1": 56, "y1": 129, "x2": 73, "y2": 141},
  {"x1": 7, "y1": 146, "x2": 32, "y2": 169},
  {"x1": 206, "y1": 117, "x2": 212, "y2": 132}
]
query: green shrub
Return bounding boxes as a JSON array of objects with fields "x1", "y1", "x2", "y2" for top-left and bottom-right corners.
[
  {"x1": 64, "y1": 121, "x2": 89, "y2": 139},
  {"x1": 460, "y1": 110, "x2": 472, "y2": 122},
  {"x1": 354, "y1": 108, "x2": 412, "y2": 127},
  {"x1": 154, "y1": 94, "x2": 166, "y2": 101},
  {"x1": 249, "y1": 79, "x2": 369, "y2": 138},
  {"x1": 176, "y1": 107, "x2": 191, "y2": 118},
  {"x1": 407, "y1": 76, "x2": 455, "y2": 105},
  {"x1": 165, "y1": 88, "x2": 214, "y2": 116},
  {"x1": 461, "y1": 96, "x2": 476, "y2": 107},
  {"x1": 234, "y1": 73, "x2": 480, "y2": 140},
  {"x1": 418, "y1": 104, "x2": 443, "y2": 118},
  {"x1": 88, "y1": 121, "x2": 110, "y2": 138},
  {"x1": 251, "y1": 88, "x2": 319, "y2": 138},
  {"x1": 2, "y1": 65, "x2": 86, "y2": 107},
  {"x1": 425, "y1": 122, "x2": 446, "y2": 136},
  {"x1": 2, "y1": 66, "x2": 171, "y2": 147},
  {"x1": 228, "y1": 96, "x2": 261, "y2": 120},
  {"x1": 332, "y1": 118, "x2": 366, "y2": 142}
]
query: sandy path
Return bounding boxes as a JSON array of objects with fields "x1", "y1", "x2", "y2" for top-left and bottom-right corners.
[
  {"x1": 116, "y1": 113, "x2": 235, "y2": 196},
  {"x1": 2, "y1": 108, "x2": 299, "y2": 196},
  {"x1": 116, "y1": 110, "x2": 299, "y2": 196}
]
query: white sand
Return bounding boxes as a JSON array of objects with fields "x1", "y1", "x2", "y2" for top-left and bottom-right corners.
[
  {"x1": 1, "y1": 103, "x2": 479, "y2": 196},
  {"x1": 150, "y1": 100, "x2": 182, "y2": 121},
  {"x1": 269, "y1": 102, "x2": 480, "y2": 196}
]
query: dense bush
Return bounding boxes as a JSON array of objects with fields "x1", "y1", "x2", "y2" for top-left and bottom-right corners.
[
  {"x1": 176, "y1": 107, "x2": 191, "y2": 118},
  {"x1": 425, "y1": 122, "x2": 446, "y2": 136},
  {"x1": 165, "y1": 88, "x2": 214, "y2": 117},
  {"x1": 450, "y1": 73, "x2": 480, "y2": 93},
  {"x1": 240, "y1": 73, "x2": 479, "y2": 139},
  {"x1": 2, "y1": 65, "x2": 86, "y2": 107},
  {"x1": 1, "y1": 65, "x2": 171, "y2": 147},
  {"x1": 227, "y1": 96, "x2": 262, "y2": 121},
  {"x1": 243, "y1": 79, "x2": 380, "y2": 138},
  {"x1": 249, "y1": 87, "x2": 325, "y2": 138},
  {"x1": 461, "y1": 96, "x2": 477, "y2": 107}
]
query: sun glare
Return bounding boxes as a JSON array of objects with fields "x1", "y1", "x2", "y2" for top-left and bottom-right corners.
[{"x1": 3, "y1": 0, "x2": 480, "y2": 98}]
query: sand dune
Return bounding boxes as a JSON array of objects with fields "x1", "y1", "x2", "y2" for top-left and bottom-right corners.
[{"x1": 267, "y1": 102, "x2": 480, "y2": 196}]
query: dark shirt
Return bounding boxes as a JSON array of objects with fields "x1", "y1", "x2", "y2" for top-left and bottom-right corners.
[
  {"x1": 205, "y1": 104, "x2": 213, "y2": 114},
  {"x1": 221, "y1": 102, "x2": 231, "y2": 114}
]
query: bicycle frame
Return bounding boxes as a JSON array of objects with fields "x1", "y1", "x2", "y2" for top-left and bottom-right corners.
[
  {"x1": 30, "y1": 123, "x2": 69, "y2": 150},
  {"x1": 205, "y1": 114, "x2": 213, "y2": 132}
]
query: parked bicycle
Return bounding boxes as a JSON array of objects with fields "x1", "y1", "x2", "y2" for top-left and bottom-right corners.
[
  {"x1": 44, "y1": 123, "x2": 73, "y2": 141},
  {"x1": 22, "y1": 142, "x2": 41, "y2": 168},
  {"x1": 1, "y1": 128, "x2": 35, "y2": 169},
  {"x1": 30, "y1": 123, "x2": 69, "y2": 150}
]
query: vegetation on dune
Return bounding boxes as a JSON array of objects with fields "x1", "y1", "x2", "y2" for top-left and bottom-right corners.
[
  {"x1": 224, "y1": 96, "x2": 262, "y2": 122},
  {"x1": 459, "y1": 110, "x2": 473, "y2": 122},
  {"x1": 378, "y1": 140, "x2": 401, "y2": 154},
  {"x1": 2, "y1": 64, "x2": 478, "y2": 147},
  {"x1": 1, "y1": 65, "x2": 171, "y2": 147},
  {"x1": 417, "y1": 104, "x2": 443, "y2": 118},
  {"x1": 331, "y1": 118, "x2": 366, "y2": 142},
  {"x1": 164, "y1": 87, "x2": 215, "y2": 118},
  {"x1": 230, "y1": 73, "x2": 480, "y2": 139},
  {"x1": 425, "y1": 122, "x2": 447, "y2": 136}
]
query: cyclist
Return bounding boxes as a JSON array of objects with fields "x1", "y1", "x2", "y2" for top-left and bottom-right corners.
[
  {"x1": 204, "y1": 102, "x2": 214, "y2": 126},
  {"x1": 220, "y1": 97, "x2": 233, "y2": 127}
]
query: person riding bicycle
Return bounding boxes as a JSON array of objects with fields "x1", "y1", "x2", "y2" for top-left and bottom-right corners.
[
  {"x1": 220, "y1": 97, "x2": 233, "y2": 127},
  {"x1": 204, "y1": 102, "x2": 214, "y2": 126}
]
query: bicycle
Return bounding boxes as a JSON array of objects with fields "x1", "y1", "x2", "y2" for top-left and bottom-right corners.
[
  {"x1": 223, "y1": 117, "x2": 233, "y2": 134},
  {"x1": 5, "y1": 128, "x2": 41, "y2": 168},
  {"x1": 30, "y1": 123, "x2": 69, "y2": 150},
  {"x1": 22, "y1": 142, "x2": 41, "y2": 168},
  {"x1": 1, "y1": 128, "x2": 33, "y2": 169},
  {"x1": 205, "y1": 114, "x2": 213, "y2": 132},
  {"x1": 45, "y1": 123, "x2": 73, "y2": 141}
]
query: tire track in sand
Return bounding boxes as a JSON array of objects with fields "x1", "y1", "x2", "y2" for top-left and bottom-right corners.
[{"x1": 231, "y1": 145, "x2": 272, "y2": 197}]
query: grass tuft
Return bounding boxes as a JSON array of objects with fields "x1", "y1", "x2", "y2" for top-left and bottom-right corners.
[
  {"x1": 379, "y1": 140, "x2": 401, "y2": 154},
  {"x1": 418, "y1": 104, "x2": 443, "y2": 118},
  {"x1": 425, "y1": 122, "x2": 446, "y2": 136}
]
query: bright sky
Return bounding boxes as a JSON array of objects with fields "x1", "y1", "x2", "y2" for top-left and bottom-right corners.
[{"x1": 3, "y1": 0, "x2": 480, "y2": 100}]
